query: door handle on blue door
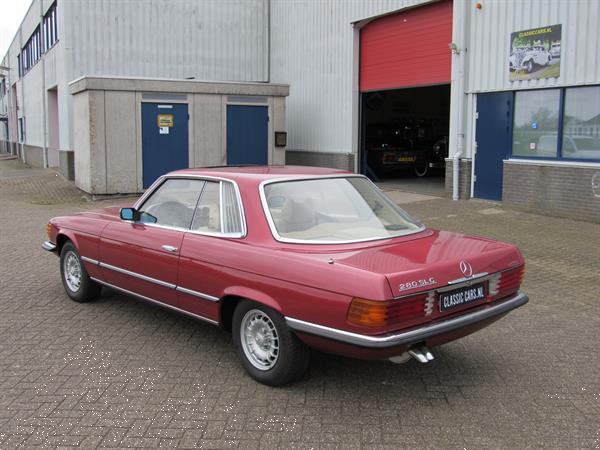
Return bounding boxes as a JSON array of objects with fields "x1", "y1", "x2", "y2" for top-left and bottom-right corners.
[{"x1": 161, "y1": 245, "x2": 178, "y2": 252}]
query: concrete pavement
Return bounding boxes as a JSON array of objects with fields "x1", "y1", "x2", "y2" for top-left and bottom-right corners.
[{"x1": 0, "y1": 159, "x2": 598, "y2": 448}]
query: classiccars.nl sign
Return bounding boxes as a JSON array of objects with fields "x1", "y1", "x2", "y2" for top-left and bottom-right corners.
[{"x1": 509, "y1": 24, "x2": 561, "y2": 82}]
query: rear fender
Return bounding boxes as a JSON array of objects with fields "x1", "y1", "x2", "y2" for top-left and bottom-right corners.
[{"x1": 221, "y1": 286, "x2": 283, "y2": 314}]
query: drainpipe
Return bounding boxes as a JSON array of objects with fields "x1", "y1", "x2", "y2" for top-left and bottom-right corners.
[
  {"x1": 40, "y1": 0, "x2": 48, "y2": 168},
  {"x1": 451, "y1": 1, "x2": 468, "y2": 201}
]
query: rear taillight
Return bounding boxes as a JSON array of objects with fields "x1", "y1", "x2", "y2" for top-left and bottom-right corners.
[
  {"x1": 488, "y1": 265, "x2": 525, "y2": 301},
  {"x1": 347, "y1": 292, "x2": 432, "y2": 327}
]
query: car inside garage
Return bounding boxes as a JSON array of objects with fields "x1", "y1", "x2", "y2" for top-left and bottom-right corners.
[{"x1": 361, "y1": 84, "x2": 450, "y2": 185}]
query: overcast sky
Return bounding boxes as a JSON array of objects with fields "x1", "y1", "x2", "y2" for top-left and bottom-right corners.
[{"x1": 0, "y1": 0, "x2": 32, "y2": 58}]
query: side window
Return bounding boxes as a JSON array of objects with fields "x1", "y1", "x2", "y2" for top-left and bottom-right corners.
[
  {"x1": 140, "y1": 179, "x2": 205, "y2": 229},
  {"x1": 190, "y1": 181, "x2": 244, "y2": 236},
  {"x1": 191, "y1": 181, "x2": 221, "y2": 232}
]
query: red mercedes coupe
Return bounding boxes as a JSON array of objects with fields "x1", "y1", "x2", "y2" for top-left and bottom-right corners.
[{"x1": 43, "y1": 166, "x2": 528, "y2": 385}]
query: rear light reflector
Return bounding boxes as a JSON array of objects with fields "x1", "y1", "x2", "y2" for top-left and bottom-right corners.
[
  {"x1": 489, "y1": 265, "x2": 525, "y2": 301},
  {"x1": 347, "y1": 293, "x2": 430, "y2": 327}
]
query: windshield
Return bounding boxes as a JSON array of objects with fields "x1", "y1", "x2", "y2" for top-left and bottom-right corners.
[{"x1": 263, "y1": 177, "x2": 424, "y2": 243}]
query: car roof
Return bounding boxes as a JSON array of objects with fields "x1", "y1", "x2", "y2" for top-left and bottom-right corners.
[{"x1": 168, "y1": 165, "x2": 354, "y2": 183}]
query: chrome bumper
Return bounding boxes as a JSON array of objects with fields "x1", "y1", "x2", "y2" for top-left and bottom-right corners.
[
  {"x1": 286, "y1": 291, "x2": 529, "y2": 349},
  {"x1": 42, "y1": 241, "x2": 57, "y2": 252}
]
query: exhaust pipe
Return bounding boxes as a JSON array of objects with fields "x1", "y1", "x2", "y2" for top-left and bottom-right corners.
[
  {"x1": 389, "y1": 345, "x2": 435, "y2": 364},
  {"x1": 408, "y1": 345, "x2": 434, "y2": 363}
]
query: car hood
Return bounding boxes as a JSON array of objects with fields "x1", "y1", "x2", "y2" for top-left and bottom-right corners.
[
  {"x1": 331, "y1": 229, "x2": 523, "y2": 298},
  {"x1": 77, "y1": 205, "x2": 130, "y2": 221}
]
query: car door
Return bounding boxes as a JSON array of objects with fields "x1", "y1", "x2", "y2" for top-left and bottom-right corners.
[
  {"x1": 177, "y1": 180, "x2": 246, "y2": 321},
  {"x1": 99, "y1": 178, "x2": 206, "y2": 307}
]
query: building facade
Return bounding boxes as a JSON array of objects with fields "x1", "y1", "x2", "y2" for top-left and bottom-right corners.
[{"x1": 1, "y1": 0, "x2": 599, "y2": 221}]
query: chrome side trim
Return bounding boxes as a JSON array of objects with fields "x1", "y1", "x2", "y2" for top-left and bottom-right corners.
[
  {"x1": 42, "y1": 241, "x2": 57, "y2": 252},
  {"x1": 99, "y1": 262, "x2": 176, "y2": 289},
  {"x1": 80, "y1": 256, "x2": 99, "y2": 265},
  {"x1": 97, "y1": 261, "x2": 219, "y2": 302},
  {"x1": 285, "y1": 291, "x2": 529, "y2": 349},
  {"x1": 90, "y1": 277, "x2": 219, "y2": 326},
  {"x1": 176, "y1": 286, "x2": 220, "y2": 302}
]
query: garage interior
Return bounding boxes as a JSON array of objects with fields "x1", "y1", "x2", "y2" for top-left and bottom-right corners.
[
  {"x1": 361, "y1": 84, "x2": 449, "y2": 194},
  {"x1": 358, "y1": 0, "x2": 452, "y2": 196}
]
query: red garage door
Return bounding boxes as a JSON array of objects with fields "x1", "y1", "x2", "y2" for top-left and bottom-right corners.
[{"x1": 360, "y1": 0, "x2": 453, "y2": 92}]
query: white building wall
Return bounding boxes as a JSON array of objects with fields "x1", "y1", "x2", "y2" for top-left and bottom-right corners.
[
  {"x1": 63, "y1": 0, "x2": 268, "y2": 83},
  {"x1": 467, "y1": 0, "x2": 600, "y2": 92},
  {"x1": 2, "y1": 0, "x2": 269, "y2": 159},
  {"x1": 270, "y1": 0, "x2": 431, "y2": 155}
]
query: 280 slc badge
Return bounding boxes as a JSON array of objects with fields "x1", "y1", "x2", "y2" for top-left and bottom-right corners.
[{"x1": 399, "y1": 277, "x2": 437, "y2": 292}]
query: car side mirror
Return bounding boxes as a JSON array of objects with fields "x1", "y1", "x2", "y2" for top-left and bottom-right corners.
[{"x1": 120, "y1": 207, "x2": 136, "y2": 221}]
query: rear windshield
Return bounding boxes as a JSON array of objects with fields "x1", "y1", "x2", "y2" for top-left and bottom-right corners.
[{"x1": 263, "y1": 176, "x2": 424, "y2": 243}]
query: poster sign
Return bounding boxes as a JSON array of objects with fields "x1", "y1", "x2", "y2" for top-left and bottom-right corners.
[
  {"x1": 157, "y1": 114, "x2": 174, "y2": 128},
  {"x1": 509, "y1": 24, "x2": 561, "y2": 81}
]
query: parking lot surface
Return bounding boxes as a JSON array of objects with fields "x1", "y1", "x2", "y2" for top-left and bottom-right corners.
[{"x1": 0, "y1": 158, "x2": 599, "y2": 449}]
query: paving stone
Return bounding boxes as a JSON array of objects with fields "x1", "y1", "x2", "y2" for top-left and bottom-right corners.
[{"x1": 0, "y1": 158, "x2": 598, "y2": 448}]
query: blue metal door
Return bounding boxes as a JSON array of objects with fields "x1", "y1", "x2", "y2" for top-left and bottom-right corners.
[
  {"x1": 142, "y1": 103, "x2": 189, "y2": 188},
  {"x1": 227, "y1": 105, "x2": 268, "y2": 165},
  {"x1": 474, "y1": 92, "x2": 513, "y2": 200}
]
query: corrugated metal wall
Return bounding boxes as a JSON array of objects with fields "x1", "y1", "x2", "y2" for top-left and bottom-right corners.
[
  {"x1": 467, "y1": 0, "x2": 600, "y2": 92},
  {"x1": 64, "y1": 0, "x2": 268, "y2": 83},
  {"x1": 270, "y1": 0, "x2": 429, "y2": 154}
]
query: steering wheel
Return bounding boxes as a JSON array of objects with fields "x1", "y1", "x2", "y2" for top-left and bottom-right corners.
[{"x1": 152, "y1": 201, "x2": 191, "y2": 228}]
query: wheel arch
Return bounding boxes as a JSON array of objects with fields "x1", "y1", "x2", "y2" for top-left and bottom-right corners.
[
  {"x1": 56, "y1": 230, "x2": 79, "y2": 254},
  {"x1": 219, "y1": 287, "x2": 284, "y2": 332}
]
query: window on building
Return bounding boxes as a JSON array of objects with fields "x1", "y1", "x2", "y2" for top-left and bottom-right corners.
[
  {"x1": 511, "y1": 85, "x2": 600, "y2": 162},
  {"x1": 43, "y1": 2, "x2": 58, "y2": 52},
  {"x1": 512, "y1": 89, "x2": 560, "y2": 158},
  {"x1": 20, "y1": 26, "x2": 42, "y2": 75},
  {"x1": 562, "y1": 86, "x2": 600, "y2": 160}
]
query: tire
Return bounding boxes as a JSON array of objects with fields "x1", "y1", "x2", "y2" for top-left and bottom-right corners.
[
  {"x1": 59, "y1": 241, "x2": 102, "y2": 303},
  {"x1": 232, "y1": 300, "x2": 310, "y2": 386},
  {"x1": 525, "y1": 60, "x2": 533, "y2": 73},
  {"x1": 414, "y1": 160, "x2": 429, "y2": 177}
]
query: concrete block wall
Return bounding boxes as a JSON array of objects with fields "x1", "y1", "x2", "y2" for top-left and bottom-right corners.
[
  {"x1": 445, "y1": 158, "x2": 472, "y2": 199},
  {"x1": 70, "y1": 77, "x2": 289, "y2": 195},
  {"x1": 503, "y1": 161, "x2": 600, "y2": 223}
]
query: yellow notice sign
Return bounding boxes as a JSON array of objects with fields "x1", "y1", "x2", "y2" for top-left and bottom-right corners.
[{"x1": 157, "y1": 114, "x2": 174, "y2": 128}]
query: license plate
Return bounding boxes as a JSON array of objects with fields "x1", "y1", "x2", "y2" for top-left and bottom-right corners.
[
  {"x1": 439, "y1": 283, "x2": 486, "y2": 312},
  {"x1": 397, "y1": 156, "x2": 416, "y2": 163}
]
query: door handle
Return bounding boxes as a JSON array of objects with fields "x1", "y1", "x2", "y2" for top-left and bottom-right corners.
[{"x1": 161, "y1": 245, "x2": 178, "y2": 252}]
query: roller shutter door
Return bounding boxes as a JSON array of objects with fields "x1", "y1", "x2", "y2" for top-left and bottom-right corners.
[{"x1": 360, "y1": 0, "x2": 453, "y2": 92}]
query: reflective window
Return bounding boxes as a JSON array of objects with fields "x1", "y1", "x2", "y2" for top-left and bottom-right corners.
[
  {"x1": 140, "y1": 179, "x2": 205, "y2": 229},
  {"x1": 562, "y1": 86, "x2": 600, "y2": 160},
  {"x1": 264, "y1": 177, "x2": 423, "y2": 243},
  {"x1": 512, "y1": 89, "x2": 560, "y2": 158}
]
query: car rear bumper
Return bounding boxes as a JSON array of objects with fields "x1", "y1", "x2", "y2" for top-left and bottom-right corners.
[
  {"x1": 286, "y1": 291, "x2": 528, "y2": 350},
  {"x1": 42, "y1": 240, "x2": 57, "y2": 252}
]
